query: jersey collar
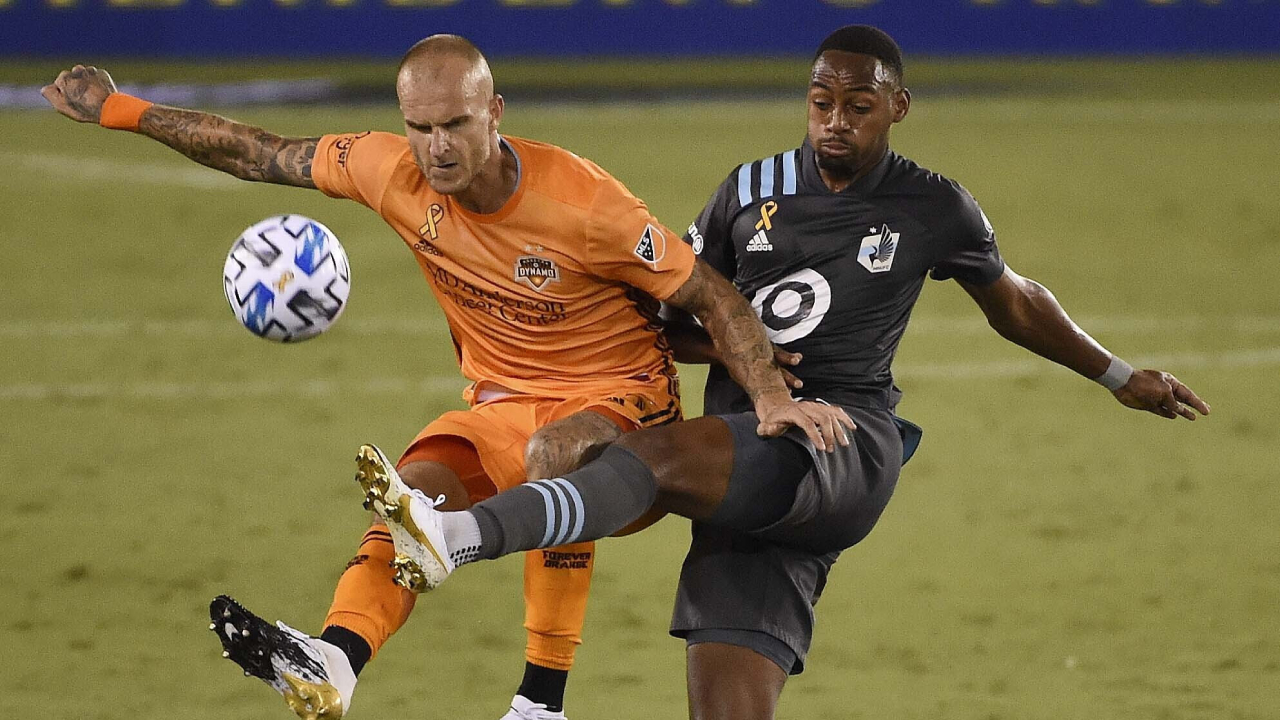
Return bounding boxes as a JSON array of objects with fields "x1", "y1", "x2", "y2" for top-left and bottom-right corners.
[
  {"x1": 799, "y1": 138, "x2": 893, "y2": 197},
  {"x1": 449, "y1": 136, "x2": 526, "y2": 224}
]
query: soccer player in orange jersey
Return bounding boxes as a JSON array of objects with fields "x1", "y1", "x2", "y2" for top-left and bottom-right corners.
[{"x1": 42, "y1": 36, "x2": 852, "y2": 720}]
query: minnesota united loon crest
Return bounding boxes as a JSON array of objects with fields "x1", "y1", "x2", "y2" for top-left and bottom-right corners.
[{"x1": 857, "y1": 224, "x2": 899, "y2": 274}]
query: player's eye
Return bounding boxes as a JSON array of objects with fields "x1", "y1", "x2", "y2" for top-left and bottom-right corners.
[
  {"x1": 812, "y1": 100, "x2": 832, "y2": 111},
  {"x1": 853, "y1": 105, "x2": 872, "y2": 114}
]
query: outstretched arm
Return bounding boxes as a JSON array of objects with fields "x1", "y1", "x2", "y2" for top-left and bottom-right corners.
[
  {"x1": 660, "y1": 307, "x2": 804, "y2": 389},
  {"x1": 665, "y1": 259, "x2": 853, "y2": 450},
  {"x1": 42, "y1": 65, "x2": 318, "y2": 188},
  {"x1": 959, "y1": 265, "x2": 1210, "y2": 421}
]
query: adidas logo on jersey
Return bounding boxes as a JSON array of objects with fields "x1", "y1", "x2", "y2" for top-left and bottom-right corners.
[{"x1": 746, "y1": 230, "x2": 773, "y2": 252}]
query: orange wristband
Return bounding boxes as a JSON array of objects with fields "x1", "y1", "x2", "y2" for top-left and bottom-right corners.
[{"x1": 99, "y1": 93, "x2": 153, "y2": 132}]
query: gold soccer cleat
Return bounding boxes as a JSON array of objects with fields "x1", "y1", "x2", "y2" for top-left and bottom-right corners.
[{"x1": 353, "y1": 443, "x2": 455, "y2": 592}]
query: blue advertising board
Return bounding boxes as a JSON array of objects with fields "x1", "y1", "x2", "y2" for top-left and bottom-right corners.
[{"x1": 2, "y1": 1, "x2": 1278, "y2": 57}]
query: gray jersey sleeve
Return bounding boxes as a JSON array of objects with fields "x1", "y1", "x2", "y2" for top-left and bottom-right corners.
[
  {"x1": 682, "y1": 171, "x2": 739, "y2": 280},
  {"x1": 928, "y1": 184, "x2": 1005, "y2": 286}
]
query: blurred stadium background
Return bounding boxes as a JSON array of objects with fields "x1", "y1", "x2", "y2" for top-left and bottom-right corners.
[{"x1": 3, "y1": 2, "x2": 1279, "y2": 719}]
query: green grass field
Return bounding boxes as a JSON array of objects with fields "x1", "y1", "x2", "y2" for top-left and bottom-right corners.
[{"x1": 2, "y1": 61, "x2": 1279, "y2": 720}]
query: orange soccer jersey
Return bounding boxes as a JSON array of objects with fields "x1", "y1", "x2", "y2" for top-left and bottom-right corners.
[{"x1": 312, "y1": 132, "x2": 696, "y2": 398}]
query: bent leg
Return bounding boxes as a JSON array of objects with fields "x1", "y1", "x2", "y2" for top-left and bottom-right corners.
[
  {"x1": 465, "y1": 413, "x2": 810, "y2": 559},
  {"x1": 323, "y1": 436, "x2": 490, "y2": 671}
]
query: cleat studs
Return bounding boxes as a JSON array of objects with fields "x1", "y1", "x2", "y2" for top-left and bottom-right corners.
[
  {"x1": 241, "y1": 628, "x2": 251, "y2": 637},
  {"x1": 222, "y1": 651, "x2": 230, "y2": 659},
  {"x1": 244, "y1": 670, "x2": 251, "y2": 677},
  {"x1": 209, "y1": 622, "x2": 217, "y2": 631},
  {"x1": 222, "y1": 609, "x2": 231, "y2": 619}
]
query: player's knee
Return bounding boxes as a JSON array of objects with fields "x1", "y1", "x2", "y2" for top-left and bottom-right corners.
[
  {"x1": 613, "y1": 425, "x2": 698, "y2": 498},
  {"x1": 526, "y1": 412, "x2": 622, "y2": 478},
  {"x1": 397, "y1": 460, "x2": 470, "y2": 508}
]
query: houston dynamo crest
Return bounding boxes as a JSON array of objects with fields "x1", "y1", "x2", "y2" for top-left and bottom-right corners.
[{"x1": 857, "y1": 224, "x2": 899, "y2": 274}]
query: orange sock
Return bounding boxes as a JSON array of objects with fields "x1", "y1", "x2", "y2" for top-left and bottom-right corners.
[
  {"x1": 523, "y1": 541, "x2": 595, "y2": 671},
  {"x1": 323, "y1": 526, "x2": 416, "y2": 660}
]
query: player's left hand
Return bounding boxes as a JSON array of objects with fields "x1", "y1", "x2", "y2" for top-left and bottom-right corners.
[
  {"x1": 1113, "y1": 369, "x2": 1210, "y2": 421},
  {"x1": 754, "y1": 391, "x2": 856, "y2": 452}
]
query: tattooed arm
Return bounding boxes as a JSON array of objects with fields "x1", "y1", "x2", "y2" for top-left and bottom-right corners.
[
  {"x1": 41, "y1": 65, "x2": 317, "y2": 188},
  {"x1": 665, "y1": 259, "x2": 854, "y2": 450}
]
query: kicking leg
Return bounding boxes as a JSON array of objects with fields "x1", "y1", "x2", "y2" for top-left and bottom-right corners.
[
  {"x1": 322, "y1": 448, "x2": 476, "y2": 670},
  {"x1": 509, "y1": 408, "x2": 625, "y2": 718},
  {"x1": 465, "y1": 413, "x2": 807, "y2": 560}
]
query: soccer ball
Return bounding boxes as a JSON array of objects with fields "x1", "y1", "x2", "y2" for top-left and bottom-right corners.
[{"x1": 222, "y1": 215, "x2": 351, "y2": 342}]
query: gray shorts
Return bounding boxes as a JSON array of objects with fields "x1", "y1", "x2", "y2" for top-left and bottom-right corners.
[{"x1": 670, "y1": 406, "x2": 905, "y2": 674}]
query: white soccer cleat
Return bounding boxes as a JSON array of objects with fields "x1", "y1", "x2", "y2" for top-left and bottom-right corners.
[
  {"x1": 209, "y1": 595, "x2": 357, "y2": 719},
  {"x1": 355, "y1": 443, "x2": 455, "y2": 592},
  {"x1": 500, "y1": 694, "x2": 568, "y2": 720}
]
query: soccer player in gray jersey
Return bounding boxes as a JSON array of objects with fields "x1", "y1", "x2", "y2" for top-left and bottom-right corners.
[{"x1": 347, "y1": 25, "x2": 1210, "y2": 720}]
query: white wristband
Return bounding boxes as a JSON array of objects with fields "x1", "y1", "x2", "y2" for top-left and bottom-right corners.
[{"x1": 1094, "y1": 355, "x2": 1134, "y2": 392}]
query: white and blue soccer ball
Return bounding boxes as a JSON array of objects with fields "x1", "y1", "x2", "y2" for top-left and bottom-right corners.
[{"x1": 222, "y1": 215, "x2": 351, "y2": 342}]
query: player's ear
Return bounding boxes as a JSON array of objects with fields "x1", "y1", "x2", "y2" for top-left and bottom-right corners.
[
  {"x1": 893, "y1": 87, "x2": 911, "y2": 123},
  {"x1": 490, "y1": 93, "x2": 504, "y2": 131}
]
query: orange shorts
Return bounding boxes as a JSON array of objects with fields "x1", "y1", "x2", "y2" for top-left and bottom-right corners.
[{"x1": 397, "y1": 383, "x2": 681, "y2": 505}]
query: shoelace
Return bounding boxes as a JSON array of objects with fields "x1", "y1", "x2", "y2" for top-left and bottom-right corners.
[{"x1": 408, "y1": 488, "x2": 447, "y2": 509}]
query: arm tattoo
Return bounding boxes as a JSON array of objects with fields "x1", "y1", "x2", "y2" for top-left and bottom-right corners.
[
  {"x1": 137, "y1": 105, "x2": 318, "y2": 188},
  {"x1": 667, "y1": 260, "x2": 788, "y2": 402}
]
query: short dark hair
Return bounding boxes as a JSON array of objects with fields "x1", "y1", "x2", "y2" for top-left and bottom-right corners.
[{"x1": 814, "y1": 25, "x2": 904, "y2": 85}]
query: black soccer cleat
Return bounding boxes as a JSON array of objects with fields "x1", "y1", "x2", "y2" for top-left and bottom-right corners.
[{"x1": 208, "y1": 595, "x2": 356, "y2": 719}]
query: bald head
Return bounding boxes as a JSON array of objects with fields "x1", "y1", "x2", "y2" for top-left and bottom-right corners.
[
  {"x1": 397, "y1": 34, "x2": 493, "y2": 100},
  {"x1": 396, "y1": 35, "x2": 506, "y2": 197}
]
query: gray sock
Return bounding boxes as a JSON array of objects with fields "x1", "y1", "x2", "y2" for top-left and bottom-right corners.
[{"x1": 465, "y1": 445, "x2": 657, "y2": 560}]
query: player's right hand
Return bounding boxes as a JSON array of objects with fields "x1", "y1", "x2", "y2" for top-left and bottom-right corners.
[{"x1": 41, "y1": 65, "x2": 117, "y2": 123}]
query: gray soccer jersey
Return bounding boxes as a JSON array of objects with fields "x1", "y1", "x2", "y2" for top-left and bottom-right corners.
[
  {"x1": 670, "y1": 143, "x2": 1004, "y2": 673},
  {"x1": 684, "y1": 140, "x2": 1005, "y2": 414}
]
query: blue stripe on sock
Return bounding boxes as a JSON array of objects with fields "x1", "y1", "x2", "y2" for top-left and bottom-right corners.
[{"x1": 549, "y1": 478, "x2": 586, "y2": 544}]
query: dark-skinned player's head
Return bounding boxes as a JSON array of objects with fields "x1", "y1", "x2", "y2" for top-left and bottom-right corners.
[
  {"x1": 808, "y1": 25, "x2": 911, "y2": 182},
  {"x1": 396, "y1": 35, "x2": 504, "y2": 195}
]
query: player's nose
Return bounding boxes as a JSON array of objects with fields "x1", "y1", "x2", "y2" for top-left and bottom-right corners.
[{"x1": 428, "y1": 129, "x2": 450, "y2": 156}]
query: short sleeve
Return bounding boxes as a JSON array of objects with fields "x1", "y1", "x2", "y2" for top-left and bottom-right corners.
[
  {"x1": 311, "y1": 132, "x2": 407, "y2": 213},
  {"x1": 929, "y1": 185, "x2": 1005, "y2": 286},
  {"x1": 584, "y1": 176, "x2": 696, "y2": 301},
  {"x1": 682, "y1": 171, "x2": 738, "y2": 281}
]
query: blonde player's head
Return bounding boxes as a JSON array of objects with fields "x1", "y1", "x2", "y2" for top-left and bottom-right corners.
[{"x1": 396, "y1": 35, "x2": 504, "y2": 195}]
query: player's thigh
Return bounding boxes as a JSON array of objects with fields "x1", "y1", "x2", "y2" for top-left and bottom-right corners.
[
  {"x1": 671, "y1": 523, "x2": 838, "y2": 677},
  {"x1": 686, "y1": 642, "x2": 787, "y2": 720},
  {"x1": 399, "y1": 405, "x2": 532, "y2": 505},
  {"x1": 609, "y1": 415, "x2": 737, "y2": 520}
]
